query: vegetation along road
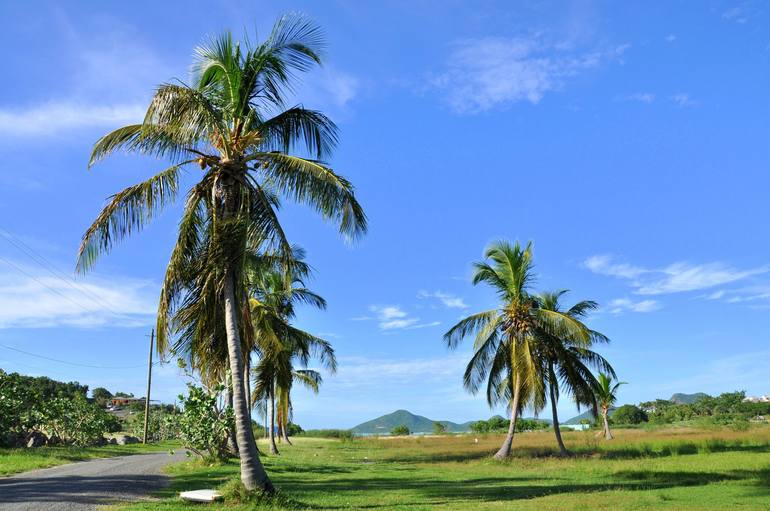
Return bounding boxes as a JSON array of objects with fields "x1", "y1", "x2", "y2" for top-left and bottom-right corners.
[{"x1": 0, "y1": 450, "x2": 187, "y2": 510}]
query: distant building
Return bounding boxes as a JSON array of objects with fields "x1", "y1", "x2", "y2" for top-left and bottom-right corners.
[
  {"x1": 110, "y1": 397, "x2": 145, "y2": 407},
  {"x1": 742, "y1": 395, "x2": 770, "y2": 403}
]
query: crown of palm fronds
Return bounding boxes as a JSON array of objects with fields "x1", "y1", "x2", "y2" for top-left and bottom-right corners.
[{"x1": 76, "y1": 14, "x2": 366, "y2": 358}]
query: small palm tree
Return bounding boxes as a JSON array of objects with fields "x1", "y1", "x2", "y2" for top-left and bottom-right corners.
[
  {"x1": 249, "y1": 254, "x2": 335, "y2": 454},
  {"x1": 444, "y1": 241, "x2": 591, "y2": 459},
  {"x1": 594, "y1": 373, "x2": 626, "y2": 440},
  {"x1": 535, "y1": 291, "x2": 615, "y2": 455},
  {"x1": 77, "y1": 15, "x2": 365, "y2": 492}
]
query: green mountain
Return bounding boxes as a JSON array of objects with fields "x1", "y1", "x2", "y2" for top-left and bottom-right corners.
[
  {"x1": 669, "y1": 392, "x2": 709, "y2": 405},
  {"x1": 564, "y1": 408, "x2": 610, "y2": 425},
  {"x1": 350, "y1": 410, "x2": 474, "y2": 435}
]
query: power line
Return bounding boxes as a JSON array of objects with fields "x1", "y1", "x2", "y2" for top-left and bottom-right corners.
[
  {"x1": 0, "y1": 343, "x2": 162, "y2": 370},
  {"x1": 0, "y1": 228, "x2": 124, "y2": 316},
  {"x1": 0, "y1": 254, "x2": 104, "y2": 316}
]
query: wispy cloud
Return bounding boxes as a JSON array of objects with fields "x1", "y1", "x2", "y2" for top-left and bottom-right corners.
[
  {"x1": 0, "y1": 259, "x2": 156, "y2": 328},
  {"x1": 616, "y1": 92, "x2": 655, "y2": 103},
  {"x1": 0, "y1": 18, "x2": 165, "y2": 138},
  {"x1": 364, "y1": 305, "x2": 441, "y2": 331},
  {"x1": 0, "y1": 102, "x2": 145, "y2": 136},
  {"x1": 606, "y1": 298, "x2": 660, "y2": 314},
  {"x1": 665, "y1": 34, "x2": 677, "y2": 43},
  {"x1": 332, "y1": 354, "x2": 468, "y2": 389},
  {"x1": 584, "y1": 255, "x2": 768, "y2": 296},
  {"x1": 722, "y1": 6, "x2": 749, "y2": 24},
  {"x1": 430, "y1": 36, "x2": 629, "y2": 113},
  {"x1": 417, "y1": 290, "x2": 468, "y2": 309},
  {"x1": 670, "y1": 93, "x2": 697, "y2": 108}
]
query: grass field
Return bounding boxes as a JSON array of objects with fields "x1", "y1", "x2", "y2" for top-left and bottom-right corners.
[
  {"x1": 0, "y1": 440, "x2": 178, "y2": 476},
  {"x1": 112, "y1": 426, "x2": 770, "y2": 510}
]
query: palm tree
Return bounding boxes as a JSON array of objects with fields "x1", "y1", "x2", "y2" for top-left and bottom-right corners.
[
  {"x1": 535, "y1": 291, "x2": 615, "y2": 455},
  {"x1": 444, "y1": 241, "x2": 591, "y2": 459},
  {"x1": 76, "y1": 16, "x2": 365, "y2": 492},
  {"x1": 594, "y1": 373, "x2": 626, "y2": 440},
  {"x1": 248, "y1": 253, "x2": 335, "y2": 454}
]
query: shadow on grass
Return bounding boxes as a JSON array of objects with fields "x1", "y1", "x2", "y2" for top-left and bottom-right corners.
[{"x1": 271, "y1": 467, "x2": 770, "y2": 509}]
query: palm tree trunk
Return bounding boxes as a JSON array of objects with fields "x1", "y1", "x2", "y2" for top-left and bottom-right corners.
[
  {"x1": 268, "y1": 380, "x2": 279, "y2": 454},
  {"x1": 263, "y1": 401, "x2": 269, "y2": 439},
  {"x1": 281, "y1": 411, "x2": 293, "y2": 445},
  {"x1": 494, "y1": 375, "x2": 521, "y2": 460},
  {"x1": 223, "y1": 269, "x2": 273, "y2": 492},
  {"x1": 548, "y1": 372, "x2": 569, "y2": 456},
  {"x1": 224, "y1": 383, "x2": 239, "y2": 456},
  {"x1": 244, "y1": 354, "x2": 251, "y2": 419},
  {"x1": 602, "y1": 407, "x2": 613, "y2": 440}
]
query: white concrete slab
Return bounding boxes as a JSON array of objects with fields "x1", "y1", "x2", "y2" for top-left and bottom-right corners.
[{"x1": 179, "y1": 489, "x2": 224, "y2": 503}]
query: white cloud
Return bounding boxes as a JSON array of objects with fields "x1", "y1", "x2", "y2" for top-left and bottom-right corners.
[
  {"x1": 618, "y1": 92, "x2": 655, "y2": 103},
  {"x1": 332, "y1": 354, "x2": 468, "y2": 388},
  {"x1": 417, "y1": 290, "x2": 468, "y2": 309},
  {"x1": 584, "y1": 255, "x2": 646, "y2": 279},
  {"x1": 0, "y1": 260, "x2": 156, "y2": 328},
  {"x1": 366, "y1": 305, "x2": 441, "y2": 331},
  {"x1": 606, "y1": 298, "x2": 660, "y2": 314},
  {"x1": 0, "y1": 102, "x2": 145, "y2": 136},
  {"x1": 722, "y1": 7, "x2": 749, "y2": 24},
  {"x1": 670, "y1": 93, "x2": 697, "y2": 107},
  {"x1": 1, "y1": 19, "x2": 166, "y2": 138},
  {"x1": 431, "y1": 36, "x2": 629, "y2": 113},
  {"x1": 584, "y1": 255, "x2": 768, "y2": 296},
  {"x1": 638, "y1": 263, "x2": 767, "y2": 295}
]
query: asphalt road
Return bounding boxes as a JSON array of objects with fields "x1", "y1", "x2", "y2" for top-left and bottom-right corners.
[{"x1": 0, "y1": 450, "x2": 189, "y2": 510}]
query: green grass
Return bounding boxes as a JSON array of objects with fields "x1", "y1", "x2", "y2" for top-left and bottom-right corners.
[
  {"x1": 113, "y1": 427, "x2": 770, "y2": 510},
  {"x1": 0, "y1": 440, "x2": 179, "y2": 476}
]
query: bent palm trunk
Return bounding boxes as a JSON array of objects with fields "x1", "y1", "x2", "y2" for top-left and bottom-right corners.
[
  {"x1": 548, "y1": 377, "x2": 569, "y2": 456},
  {"x1": 494, "y1": 376, "x2": 521, "y2": 460},
  {"x1": 268, "y1": 381, "x2": 279, "y2": 454},
  {"x1": 602, "y1": 407, "x2": 613, "y2": 440},
  {"x1": 224, "y1": 270, "x2": 273, "y2": 492}
]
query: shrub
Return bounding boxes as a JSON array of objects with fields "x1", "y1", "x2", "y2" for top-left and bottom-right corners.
[
  {"x1": 390, "y1": 424, "x2": 410, "y2": 436},
  {"x1": 612, "y1": 405, "x2": 649, "y2": 425},
  {"x1": 40, "y1": 396, "x2": 113, "y2": 446},
  {"x1": 177, "y1": 384, "x2": 233, "y2": 461},
  {"x1": 299, "y1": 429, "x2": 354, "y2": 440},
  {"x1": 127, "y1": 409, "x2": 180, "y2": 441},
  {"x1": 433, "y1": 422, "x2": 447, "y2": 434}
]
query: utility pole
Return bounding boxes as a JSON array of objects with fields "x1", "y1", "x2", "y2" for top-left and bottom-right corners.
[{"x1": 142, "y1": 329, "x2": 154, "y2": 444}]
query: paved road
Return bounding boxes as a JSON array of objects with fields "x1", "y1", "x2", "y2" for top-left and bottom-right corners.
[{"x1": 0, "y1": 450, "x2": 188, "y2": 510}]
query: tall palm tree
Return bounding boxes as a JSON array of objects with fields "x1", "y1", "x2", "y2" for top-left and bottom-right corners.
[
  {"x1": 594, "y1": 373, "x2": 626, "y2": 440},
  {"x1": 535, "y1": 291, "x2": 615, "y2": 455},
  {"x1": 444, "y1": 241, "x2": 591, "y2": 459},
  {"x1": 76, "y1": 16, "x2": 365, "y2": 492}
]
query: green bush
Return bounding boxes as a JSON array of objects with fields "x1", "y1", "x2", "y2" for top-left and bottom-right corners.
[
  {"x1": 612, "y1": 405, "x2": 649, "y2": 425},
  {"x1": 390, "y1": 424, "x2": 410, "y2": 436},
  {"x1": 40, "y1": 396, "x2": 113, "y2": 446},
  {"x1": 127, "y1": 409, "x2": 180, "y2": 441},
  {"x1": 177, "y1": 384, "x2": 233, "y2": 461},
  {"x1": 299, "y1": 429, "x2": 354, "y2": 440}
]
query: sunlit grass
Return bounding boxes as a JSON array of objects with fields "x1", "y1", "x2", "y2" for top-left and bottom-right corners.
[
  {"x1": 112, "y1": 426, "x2": 770, "y2": 510},
  {"x1": 0, "y1": 441, "x2": 179, "y2": 476}
]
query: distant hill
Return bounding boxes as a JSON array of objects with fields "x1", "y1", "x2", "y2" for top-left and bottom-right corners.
[
  {"x1": 564, "y1": 408, "x2": 611, "y2": 425},
  {"x1": 350, "y1": 410, "x2": 475, "y2": 435},
  {"x1": 669, "y1": 392, "x2": 709, "y2": 405},
  {"x1": 350, "y1": 410, "x2": 550, "y2": 435}
]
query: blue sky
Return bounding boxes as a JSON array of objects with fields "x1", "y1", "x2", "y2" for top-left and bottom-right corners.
[{"x1": 2, "y1": 0, "x2": 770, "y2": 428}]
